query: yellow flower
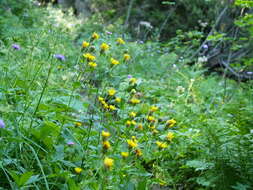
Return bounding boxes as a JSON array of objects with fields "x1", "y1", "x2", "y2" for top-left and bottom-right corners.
[
  {"x1": 115, "y1": 97, "x2": 121, "y2": 103},
  {"x1": 110, "y1": 58, "x2": 120, "y2": 65},
  {"x1": 102, "y1": 140, "x2": 111, "y2": 149},
  {"x1": 149, "y1": 125, "x2": 156, "y2": 130},
  {"x1": 74, "y1": 167, "x2": 82, "y2": 174},
  {"x1": 88, "y1": 62, "x2": 97, "y2": 68},
  {"x1": 167, "y1": 132, "x2": 174, "y2": 141},
  {"x1": 130, "y1": 98, "x2": 140, "y2": 104},
  {"x1": 131, "y1": 120, "x2": 137, "y2": 126},
  {"x1": 150, "y1": 105, "x2": 158, "y2": 112},
  {"x1": 102, "y1": 130, "x2": 110, "y2": 138},
  {"x1": 129, "y1": 78, "x2": 137, "y2": 84},
  {"x1": 92, "y1": 32, "x2": 99, "y2": 40},
  {"x1": 75, "y1": 122, "x2": 82, "y2": 127},
  {"x1": 121, "y1": 152, "x2": 129, "y2": 158},
  {"x1": 126, "y1": 120, "x2": 132, "y2": 126},
  {"x1": 129, "y1": 112, "x2": 136, "y2": 117},
  {"x1": 100, "y1": 43, "x2": 110, "y2": 51},
  {"x1": 104, "y1": 157, "x2": 114, "y2": 169},
  {"x1": 83, "y1": 53, "x2": 96, "y2": 61},
  {"x1": 127, "y1": 139, "x2": 138, "y2": 148},
  {"x1": 117, "y1": 37, "x2": 125, "y2": 44},
  {"x1": 135, "y1": 149, "x2": 142, "y2": 157},
  {"x1": 82, "y1": 41, "x2": 90, "y2": 48},
  {"x1": 147, "y1": 116, "x2": 155, "y2": 122},
  {"x1": 103, "y1": 103, "x2": 109, "y2": 109},
  {"x1": 166, "y1": 119, "x2": 176, "y2": 127},
  {"x1": 156, "y1": 141, "x2": 168, "y2": 149},
  {"x1": 108, "y1": 88, "x2": 116, "y2": 96},
  {"x1": 123, "y1": 53, "x2": 131, "y2": 61},
  {"x1": 98, "y1": 96, "x2": 104, "y2": 102},
  {"x1": 137, "y1": 124, "x2": 143, "y2": 130},
  {"x1": 109, "y1": 105, "x2": 116, "y2": 111}
]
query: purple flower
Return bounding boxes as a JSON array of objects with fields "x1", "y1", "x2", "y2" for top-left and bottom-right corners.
[
  {"x1": 203, "y1": 44, "x2": 208, "y2": 49},
  {"x1": 106, "y1": 31, "x2": 112, "y2": 35},
  {"x1": 12, "y1": 44, "x2": 21, "y2": 50},
  {"x1": 0, "y1": 119, "x2": 5, "y2": 128},
  {"x1": 67, "y1": 141, "x2": 75, "y2": 146},
  {"x1": 127, "y1": 75, "x2": 132, "y2": 79},
  {"x1": 54, "y1": 54, "x2": 65, "y2": 61}
]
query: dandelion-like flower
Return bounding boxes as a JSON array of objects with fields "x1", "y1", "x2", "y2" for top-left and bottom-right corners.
[
  {"x1": 0, "y1": 119, "x2": 5, "y2": 128},
  {"x1": 150, "y1": 105, "x2": 158, "y2": 112},
  {"x1": 74, "y1": 167, "x2": 82, "y2": 174},
  {"x1": 54, "y1": 54, "x2": 65, "y2": 61},
  {"x1": 130, "y1": 98, "x2": 140, "y2": 104},
  {"x1": 147, "y1": 116, "x2": 155, "y2": 122},
  {"x1": 137, "y1": 124, "x2": 143, "y2": 130},
  {"x1": 167, "y1": 132, "x2": 174, "y2": 141},
  {"x1": 126, "y1": 120, "x2": 132, "y2": 126},
  {"x1": 127, "y1": 139, "x2": 138, "y2": 148},
  {"x1": 100, "y1": 43, "x2": 110, "y2": 51},
  {"x1": 129, "y1": 112, "x2": 136, "y2": 117},
  {"x1": 104, "y1": 157, "x2": 114, "y2": 169},
  {"x1": 83, "y1": 53, "x2": 96, "y2": 61},
  {"x1": 98, "y1": 96, "x2": 104, "y2": 102},
  {"x1": 166, "y1": 119, "x2": 176, "y2": 128},
  {"x1": 135, "y1": 149, "x2": 142, "y2": 157},
  {"x1": 121, "y1": 152, "x2": 129, "y2": 158},
  {"x1": 117, "y1": 38, "x2": 125, "y2": 44},
  {"x1": 92, "y1": 32, "x2": 100, "y2": 40},
  {"x1": 110, "y1": 58, "x2": 120, "y2": 65},
  {"x1": 129, "y1": 78, "x2": 137, "y2": 85},
  {"x1": 123, "y1": 54, "x2": 131, "y2": 61},
  {"x1": 102, "y1": 130, "x2": 111, "y2": 138},
  {"x1": 156, "y1": 141, "x2": 168, "y2": 149},
  {"x1": 115, "y1": 97, "x2": 121, "y2": 103},
  {"x1": 82, "y1": 41, "x2": 90, "y2": 48},
  {"x1": 108, "y1": 88, "x2": 116, "y2": 96},
  {"x1": 88, "y1": 62, "x2": 97, "y2": 68},
  {"x1": 102, "y1": 141, "x2": 111, "y2": 150},
  {"x1": 109, "y1": 105, "x2": 116, "y2": 111},
  {"x1": 75, "y1": 122, "x2": 82, "y2": 127}
]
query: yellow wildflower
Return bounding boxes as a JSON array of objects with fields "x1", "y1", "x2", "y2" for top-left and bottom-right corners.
[
  {"x1": 104, "y1": 157, "x2": 114, "y2": 169},
  {"x1": 88, "y1": 62, "x2": 97, "y2": 68},
  {"x1": 129, "y1": 112, "x2": 136, "y2": 117},
  {"x1": 126, "y1": 120, "x2": 132, "y2": 126},
  {"x1": 123, "y1": 53, "x2": 131, "y2": 61},
  {"x1": 137, "y1": 124, "x2": 143, "y2": 130},
  {"x1": 82, "y1": 41, "x2": 89, "y2": 48},
  {"x1": 117, "y1": 37, "x2": 125, "y2": 44},
  {"x1": 167, "y1": 132, "x2": 174, "y2": 141},
  {"x1": 130, "y1": 98, "x2": 140, "y2": 104},
  {"x1": 127, "y1": 139, "x2": 138, "y2": 148},
  {"x1": 156, "y1": 141, "x2": 168, "y2": 149},
  {"x1": 121, "y1": 152, "x2": 129, "y2": 158},
  {"x1": 166, "y1": 119, "x2": 176, "y2": 127},
  {"x1": 149, "y1": 125, "x2": 156, "y2": 130},
  {"x1": 75, "y1": 122, "x2": 82, "y2": 127},
  {"x1": 109, "y1": 105, "x2": 116, "y2": 111},
  {"x1": 108, "y1": 88, "x2": 116, "y2": 96},
  {"x1": 103, "y1": 103, "x2": 109, "y2": 109},
  {"x1": 115, "y1": 97, "x2": 121, "y2": 103},
  {"x1": 129, "y1": 78, "x2": 137, "y2": 84},
  {"x1": 102, "y1": 130, "x2": 110, "y2": 138},
  {"x1": 83, "y1": 53, "x2": 96, "y2": 61},
  {"x1": 102, "y1": 140, "x2": 111, "y2": 149},
  {"x1": 98, "y1": 96, "x2": 104, "y2": 102},
  {"x1": 110, "y1": 58, "x2": 120, "y2": 65},
  {"x1": 147, "y1": 116, "x2": 155, "y2": 122},
  {"x1": 100, "y1": 43, "x2": 110, "y2": 51},
  {"x1": 135, "y1": 149, "x2": 142, "y2": 157},
  {"x1": 131, "y1": 120, "x2": 137, "y2": 126},
  {"x1": 150, "y1": 105, "x2": 158, "y2": 112},
  {"x1": 92, "y1": 32, "x2": 99, "y2": 40},
  {"x1": 74, "y1": 167, "x2": 82, "y2": 174}
]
